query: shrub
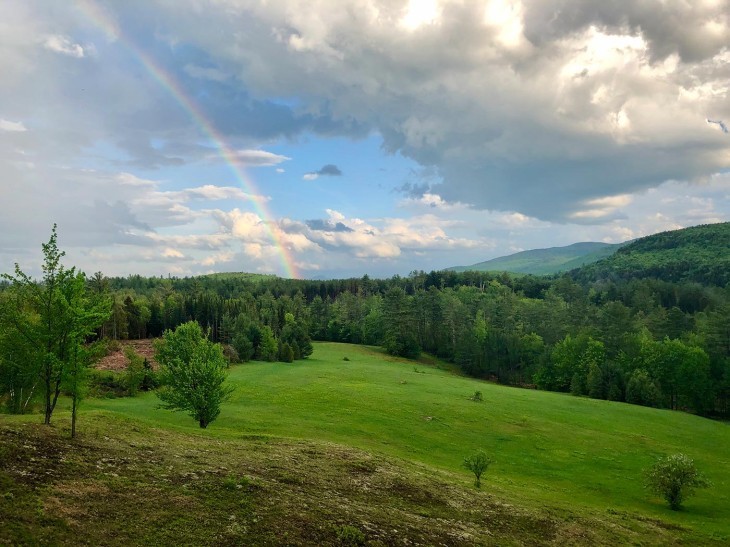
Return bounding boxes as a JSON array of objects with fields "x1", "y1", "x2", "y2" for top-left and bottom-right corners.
[
  {"x1": 463, "y1": 450, "x2": 492, "y2": 488},
  {"x1": 87, "y1": 369, "x2": 127, "y2": 398},
  {"x1": 470, "y1": 391, "x2": 483, "y2": 402},
  {"x1": 645, "y1": 453, "x2": 710, "y2": 510},
  {"x1": 140, "y1": 358, "x2": 158, "y2": 391},
  {"x1": 333, "y1": 524, "x2": 365, "y2": 546},
  {"x1": 221, "y1": 344, "x2": 240, "y2": 364},
  {"x1": 124, "y1": 347, "x2": 146, "y2": 396}
]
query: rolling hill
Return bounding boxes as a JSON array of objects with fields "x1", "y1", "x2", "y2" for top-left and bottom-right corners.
[
  {"x1": 2, "y1": 342, "x2": 729, "y2": 545},
  {"x1": 448, "y1": 241, "x2": 624, "y2": 275},
  {"x1": 572, "y1": 222, "x2": 730, "y2": 285}
]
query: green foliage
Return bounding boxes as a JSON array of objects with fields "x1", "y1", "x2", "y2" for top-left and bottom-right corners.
[
  {"x1": 87, "y1": 369, "x2": 128, "y2": 398},
  {"x1": 0, "y1": 303, "x2": 37, "y2": 413},
  {"x1": 154, "y1": 321, "x2": 234, "y2": 428},
  {"x1": 625, "y1": 369, "x2": 660, "y2": 407},
  {"x1": 450, "y1": 241, "x2": 623, "y2": 275},
  {"x1": 333, "y1": 524, "x2": 366, "y2": 546},
  {"x1": 383, "y1": 288, "x2": 420, "y2": 358},
  {"x1": 470, "y1": 391, "x2": 483, "y2": 402},
  {"x1": 257, "y1": 326, "x2": 278, "y2": 362},
  {"x1": 123, "y1": 347, "x2": 146, "y2": 397},
  {"x1": 645, "y1": 454, "x2": 710, "y2": 510},
  {"x1": 463, "y1": 450, "x2": 492, "y2": 488},
  {"x1": 46, "y1": 220, "x2": 729, "y2": 418},
  {"x1": 232, "y1": 333, "x2": 255, "y2": 362},
  {"x1": 279, "y1": 342, "x2": 294, "y2": 363},
  {"x1": 0, "y1": 225, "x2": 110, "y2": 431},
  {"x1": 574, "y1": 222, "x2": 730, "y2": 285}
]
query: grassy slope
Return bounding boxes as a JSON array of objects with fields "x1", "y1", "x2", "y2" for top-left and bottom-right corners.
[
  {"x1": 449, "y1": 242, "x2": 622, "y2": 275},
  {"x1": 2, "y1": 342, "x2": 729, "y2": 545}
]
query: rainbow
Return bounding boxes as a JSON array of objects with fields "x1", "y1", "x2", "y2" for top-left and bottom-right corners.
[{"x1": 75, "y1": 0, "x2": 299, "y2": 278}]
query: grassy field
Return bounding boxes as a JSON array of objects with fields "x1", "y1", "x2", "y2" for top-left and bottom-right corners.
[{"x1": 2, "y1": 342, "x2": 729, "y2": 545}]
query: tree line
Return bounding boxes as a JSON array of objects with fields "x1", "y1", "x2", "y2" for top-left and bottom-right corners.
[{"x1": 2, "y1": 235, "x2": 729, "y2": 420}]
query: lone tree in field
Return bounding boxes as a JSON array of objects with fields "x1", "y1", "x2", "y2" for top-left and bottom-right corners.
[
  {"x1": 154, "y1": 321, "x2": 233, "y2": 428},
  {"x1": 645, "y1": 453, "x2": 710, "y2": 510},
  {"x1": 463, "y1": 450, "x2": 492, "y2": 488}
]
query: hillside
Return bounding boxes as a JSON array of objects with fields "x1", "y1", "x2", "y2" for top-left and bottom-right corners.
[
  {"x1": 572, "y1": 222, "x2": 730, "y2": 285},
  {"x1": 2, "y1": 343, "x2": 729, "y2": 545},
  {"x1": 449, "y1": 242, "x2": 623, "y2": 275}
]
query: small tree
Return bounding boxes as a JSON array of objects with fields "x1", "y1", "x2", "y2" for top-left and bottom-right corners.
[
  {"x1": 645, "y1": 453, "x2": 710, "y2": 510},
  {"x1": 1, "y1": 226, "x2": 110, "y2": 426},
  {"x1": 463, "y1": 450, "x2": 492, "y2": 488},
  {"x1": 154, "y1": 321, "x2": 233, "y2": 428}
]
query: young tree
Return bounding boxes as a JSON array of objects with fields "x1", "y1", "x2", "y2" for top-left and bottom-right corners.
[
  {"x1": 154, "y1": 321, "x2": 233, "y2": 428},
  {"x1": 645, "y1": 453, "x2": 710, "y2": 510},
  {"x1": 463, "y1": 450, "x2": 493, "y2": 488},
  {"x1": 1, "y1": 226, "x2": 110, "y2": 425},
  {"x1": 65, "y1": 341, "x2": 106, "y2": 438},
  {"x1": 257, "y1": 325, "x2": 278, "y2": 362}
]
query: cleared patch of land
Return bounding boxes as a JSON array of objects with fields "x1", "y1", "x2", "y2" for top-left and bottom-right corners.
[
  {"x1": 2, "y1": 342, "x2": 729, "y2": 545},
  {"x1": 96, "y1": 339, "x2": 157, "y2": 371}
]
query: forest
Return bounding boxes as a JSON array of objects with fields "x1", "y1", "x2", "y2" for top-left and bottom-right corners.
[{"x1": 1, "y1": 223, "x2": 729, "y2": 418}]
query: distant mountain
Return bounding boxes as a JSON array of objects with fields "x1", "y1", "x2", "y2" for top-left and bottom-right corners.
[
  {"x1": 571, "y1": 222, "x2": 730, "y2": 286},
  {"x1": 448, "y1": 241, "x2": 624, "y2": 275}
]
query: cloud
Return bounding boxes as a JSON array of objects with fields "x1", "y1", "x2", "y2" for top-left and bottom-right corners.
[
  {"x1": 43, "y1": 35, "x2": 86, "y2": 58},
  {"x1": 707, "y1": 119, "x2": 729, "y2": 134},
  {"x1": 303, "y1": 163, "x2": 343, "y2": 180},
  {"x1": 0, "y1": 119, "x2": 27, "y2": 132},
  {"x1": 219, "y1": 149, "x2": 290, "y2": 166},
  {"x1": 183, "y1": 63, "x2": 229, "y2": 82},
  {"x1": 140, "y1": 0, "x2": 730, "y2": 221},
  {"x1": 305, "y1": 219, "x2": 353, "y2": 232}
]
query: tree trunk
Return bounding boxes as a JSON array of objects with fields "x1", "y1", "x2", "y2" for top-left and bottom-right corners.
[
  {"x1": 71, "y1": 395, "x2": 77, "y2": 438},
  {"x1": 44, "y1": 370, "x2": 52, "y2": 425}
]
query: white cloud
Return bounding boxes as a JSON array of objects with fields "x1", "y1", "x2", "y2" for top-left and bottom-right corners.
[
  {"x1": 302, "y1": 173, "x2": 319, "y2": 180},
  {"x1": 221, "y1": 149, "x2": 290, "y2": 166},
  {"x1": 144, "y1": 0, "x2": 730, "y2": 221},
  {"x1": 162, "y1": 247, "x2": 185, "y2": 259},
  {"x1": 0, "y1": 119, "x2": 27, "y2": 132},
  {"x1": 43, "y1": 35, "x2": 85, "y2": 58}
]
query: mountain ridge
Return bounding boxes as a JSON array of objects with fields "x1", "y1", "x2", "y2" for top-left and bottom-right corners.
[{"x1": 448, "y1": 241, "x2": 625, "y2": 275}]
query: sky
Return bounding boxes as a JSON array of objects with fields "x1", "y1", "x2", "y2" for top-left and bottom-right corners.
[{"x1": 1, "y1": 0, "x2": 729, "y2": 279}]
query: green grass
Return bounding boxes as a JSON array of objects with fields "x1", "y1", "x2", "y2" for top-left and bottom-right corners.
[{"x1": 3, "y1": 342, "x2": 730, "y2": 545}]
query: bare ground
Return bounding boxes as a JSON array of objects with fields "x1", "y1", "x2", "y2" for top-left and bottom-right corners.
[{"x1": 96, "y1": 339, "x2": 158, "y2": 372}]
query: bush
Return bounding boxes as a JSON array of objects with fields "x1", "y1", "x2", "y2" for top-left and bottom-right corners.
[
  {"x1": 645, "y1": 453, "x2": 710, "y2": 510},
  {"x1": 87, "y1": 369, "x2": 128, "y2": 398},
  {"x1": 463, "y1": 450, "x2": 492, "y2": 488},
  {"x1": 470, "y1": 391, "x2": 483, "y2": 402},
  {"x1": 221, "y1": 344, "x2": 240, "y2": 364},
  {"x1": 333, "y1": 524, "x2": 365, "y2": 546},
  {"x1": 124, "y1": 347, "x2": 146, "y2": 396}
]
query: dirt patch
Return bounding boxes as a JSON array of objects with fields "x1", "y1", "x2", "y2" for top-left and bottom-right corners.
[{"x1": 96, "y1": 339, "x2": 158, "y2": 372}]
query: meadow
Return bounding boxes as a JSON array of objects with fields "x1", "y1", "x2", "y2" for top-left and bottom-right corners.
[{"x1": 2, "y1": 341, "x2": 729, "y2": 545}]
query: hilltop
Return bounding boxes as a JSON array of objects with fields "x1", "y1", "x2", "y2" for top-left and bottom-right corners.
[
  {"x1": 448, "y1": 242, "x2": 623, "y2": 275},
  {"x1": 572, "y1": 222, "x2": 730, "y2": 285}
]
